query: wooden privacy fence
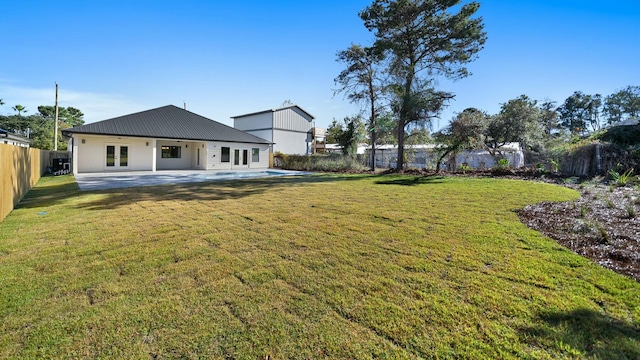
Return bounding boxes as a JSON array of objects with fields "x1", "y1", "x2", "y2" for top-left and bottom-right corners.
[
  {"x1": 558, "y1": 143, "x2": 637, "y2": 177},
  {"x1": 0, "y1": 145, "x2": 68, "y2": 221}
]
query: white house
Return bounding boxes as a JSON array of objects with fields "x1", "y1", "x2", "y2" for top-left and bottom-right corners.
[
  {"x1": 0, "y1": 128, "x2": 30, "y2": 147},
  {"x1": 232, "y1": 105, "x2": 315, "y2": 155},
  {"x1": 63, "y1": 105, "x2": 272, "y2": 174}
]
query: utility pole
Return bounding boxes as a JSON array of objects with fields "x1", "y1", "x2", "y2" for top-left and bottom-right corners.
[{"x1": 54, "y1": 82, "x2": 59, "y2": 151}]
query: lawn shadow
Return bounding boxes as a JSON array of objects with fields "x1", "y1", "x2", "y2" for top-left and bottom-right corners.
[
  {"x1": 73, "y1": 173, "x2": 377, "y2": 211},
  {"x1": 15, "y1": 175, "x2": 80, "y2": 209},
  {"x1": 520, "y1": 308, "x2": 640, "y2": 359},
  {"x1": 374, "y1": 175, "x2": 446, "y2": 186}
]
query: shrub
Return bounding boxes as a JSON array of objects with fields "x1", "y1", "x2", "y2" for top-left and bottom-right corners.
[
  {"x1": 608, "y1": 167, "x2": 634, "y2": 187},
  {"x1": 459, "y1": 163, "x2": 472, "y2": 174},
  {"x1": 626, "y1": 205, "x2": 636, "y2": 219},
  {"x1": 496, "y1": 158, "x2": 510, "y2": 170},
  {"x1": 278, "y1": 154, "x2": 366, "y2": 172}
]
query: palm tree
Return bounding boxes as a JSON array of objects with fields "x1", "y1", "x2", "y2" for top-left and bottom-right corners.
[{"x1": 12, "y1": 104, "x2": 27, "y2": 116}]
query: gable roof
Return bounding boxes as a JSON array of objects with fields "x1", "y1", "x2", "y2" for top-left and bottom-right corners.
[
  {"x1": 231, "y1": 104, "x2": 315, "y2": 120},
  {"x1": 63, "y1": 105, "x2": 270, "y2": 144}
]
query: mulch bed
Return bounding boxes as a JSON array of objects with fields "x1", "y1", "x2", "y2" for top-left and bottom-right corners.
[{"x1": 517, "y1": 183, "x2": 640, "y2": 281}]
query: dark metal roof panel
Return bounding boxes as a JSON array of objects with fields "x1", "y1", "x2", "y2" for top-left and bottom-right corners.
[{"x1": 64, "y1": 105, "x2": 270, "y2": 144}]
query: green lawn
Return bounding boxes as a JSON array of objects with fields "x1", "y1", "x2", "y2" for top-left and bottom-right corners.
[{"x1": 1, "y1": 174, "x2": 638, "y2": 359}]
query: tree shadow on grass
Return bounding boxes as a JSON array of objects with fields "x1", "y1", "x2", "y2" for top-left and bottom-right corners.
[
  {"x1": 15, "y1": 175, "x2": 80, "y2": 209},
  {"x1": 521, "y1": 308, "x2": 640, "y2": 359},
  {"x1": 72, "y1": 174, "x2": 376, "y2": 211},
  {"x1": 374, "y1": 175, "x2": 446, "y2": 186}
]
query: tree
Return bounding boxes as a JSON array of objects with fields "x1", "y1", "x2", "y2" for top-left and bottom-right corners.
[
  {"x1": 603, "y1": 85, "x2": 640, "y2": 125},
  {"x1": 12, "y1": 104, "x2": 27, "y2": 116},
  {"x1": 373, "y1": 111, "x2": 398, "y2": 145},
  {"x1": 326, "y1": 118, "x2": 343, "y2": 144},
  {"x1": 360, "y1": 0, "x2": 487, "y2": 170},
  {"x1": 404, "y1": 126, "x2": 431, "y2": 146},
  {"x1": 558, "y1": 91, "x2": 602, "y2": 135},
  {"x1": 484, "y1": 95, "x2": 542, "y2": 157},
  {"x1": 339, "y1": 116, "x2": 365, "y2": 157},
  {"x1": 65, "y1": 107, "x2": 85, "y2": 127},
  {"x1": 0, "y1": 104, "x2": 84, "y2": 150},
  {"x1": 335, "y1": 44, "x2": 385, "y2": 170},
  {"x1": 434, "y1": 107, "x2": 487, "y2": 172},
  {"x1": 326, "y1": 117, "x2": 365, "y2": 156},
  {"x1": 539, "y1": 99, "x2": 559, "y2": 136}
]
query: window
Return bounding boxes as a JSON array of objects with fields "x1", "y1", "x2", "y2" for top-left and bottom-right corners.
[
  {"x1": 161, "y1": 146, "x2": 181, "y2": 158},
  {"x1": 242, "y1": 149, "x2": 248, "y2": 165},
  {"x1": 234, "y1": 149, "x2": 240, "y2": 165},
  {"x1": 252, "y1": 148, "x2": 259, "y2": 162},
  {"x1": 221, "y1": 147, "x2": 230, "y2": 162}
]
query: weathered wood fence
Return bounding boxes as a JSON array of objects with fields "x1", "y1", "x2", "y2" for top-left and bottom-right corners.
[
  {"x1": 557, "y1": 143, "x2": 637, "y2": 177},
  {"x1": 0, "y1": 144, "x2": 69, "y2": 221}
]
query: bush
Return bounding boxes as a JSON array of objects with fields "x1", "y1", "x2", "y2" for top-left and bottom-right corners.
[
  {"x1": 277, "y1": 153, "x2": 367, "y2": 172},
  {"x1": 596, "y1": 124, "x2": 640, "y2": 147},
  {"x1": 496, "y1": 158, "x2": 510, "y2": 170}
]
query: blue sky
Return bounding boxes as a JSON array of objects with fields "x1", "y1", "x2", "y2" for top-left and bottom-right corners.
[{"x1": 1, "y1": 0, "x2": 639, "y2": 131}]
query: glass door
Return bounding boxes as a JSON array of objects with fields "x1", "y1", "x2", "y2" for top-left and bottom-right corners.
[
  {"x1": 232, "y1": 148, "x2": 249, "y2": 169},
  {"x1": 105, "y1": 144, "x2": 130, "y2": 170},
  {"x1": 106, "y1": 145, "x2": 115, "y2": 167}
]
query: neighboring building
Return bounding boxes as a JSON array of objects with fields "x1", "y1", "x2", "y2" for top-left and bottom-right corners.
[
  {"x1": 366, "y1": 143, "x2": 524, "y2": 170},
  {"x1": 0, "y1": 128, "x2": 30, "y2": 147},
  {"x1": 232, "y1": 105, "x2": 315, "y2": 155},
  {"x1": 63, "y1": 105, "x2": 271, "y2": 174}
]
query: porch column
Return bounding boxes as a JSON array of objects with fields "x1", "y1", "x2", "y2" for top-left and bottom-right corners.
[
  {"x1": 152, "y1": 139, "x2": 157, "y2": 172},
  {"x1": 72, "y1": 136, "x2": 79, "y2": 175}
]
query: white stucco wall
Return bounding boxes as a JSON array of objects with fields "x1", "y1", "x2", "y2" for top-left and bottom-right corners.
[
  {"x1": 73, "y1": 135, "x2": 152, "y2": 173},
  {"x1": 206, "y1": 141, "x2": 270, "y2": 170},
  {"x1": 72, "y1": 135, "x2": 270, "y2": 173},
  {"x1": 156, "y1": 140, "x2": 193, "y2": 170}
]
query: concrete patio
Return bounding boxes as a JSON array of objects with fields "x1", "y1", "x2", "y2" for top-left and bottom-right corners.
[{"x1": 73, "y1": 169, "x2": 307, "y2": 191}]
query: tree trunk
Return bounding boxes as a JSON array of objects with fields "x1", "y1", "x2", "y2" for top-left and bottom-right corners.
[
  {"x1": 435, "y1": 150, "x2": 451, "y2": 174},
  {"x1": 396, "y1": 119, "x2": 405, "y2": 171},
  {"x1": 369, "y1": 80, "x2": 377, "y2": 172},
  {"x1": 396, "y1": 76, "x2": 413, "y2": 171}
]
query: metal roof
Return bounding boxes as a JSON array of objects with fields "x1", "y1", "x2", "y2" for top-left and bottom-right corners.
[
  {"x1": 63, "y1": 105, "x2": 270, "y2": 144},
  {"x1": 231, "y1": 104, "x2": 315, "y2": 120}
]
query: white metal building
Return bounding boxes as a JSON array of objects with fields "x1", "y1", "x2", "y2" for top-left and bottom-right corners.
[{"x1": 232, "y1": 105, "x2": 315, "y2": 155}]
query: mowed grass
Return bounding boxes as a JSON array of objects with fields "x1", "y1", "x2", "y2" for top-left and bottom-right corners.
[{"x1": 0, "y1": 174, "x2": 639, "y2": 359}]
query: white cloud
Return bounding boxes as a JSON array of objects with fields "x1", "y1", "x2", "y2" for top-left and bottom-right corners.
[{"x1": 0, "y1": 83, "x2": 148, "y2": 124}]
